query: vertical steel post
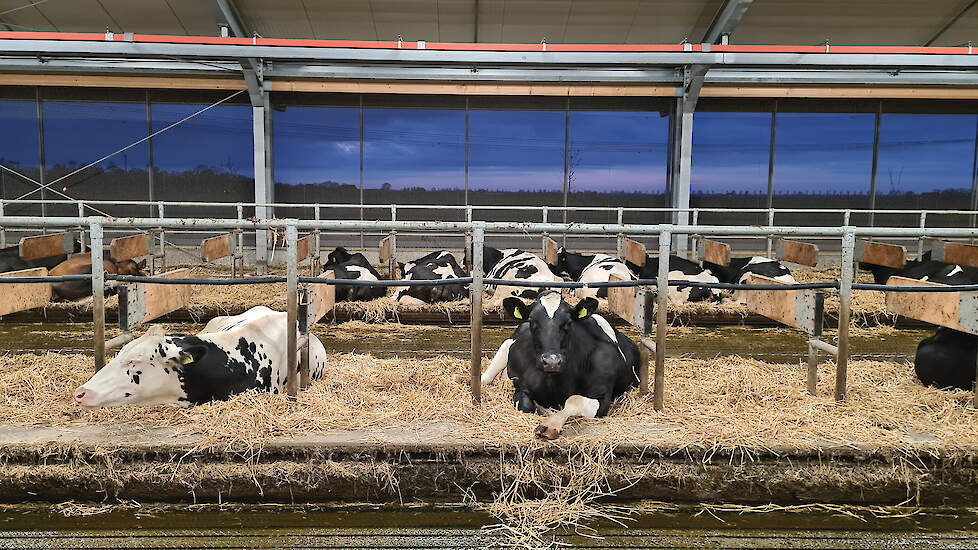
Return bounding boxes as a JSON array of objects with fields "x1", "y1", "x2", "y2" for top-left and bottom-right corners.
[
  {"x1": 286, "y1": 222, "x2": 299, "y2": 398},
  {"x1": 234, "y1": 203, "x2": 244, "y2": 277},
  {"x1": 807, "y1": 340, "x2": 818, "y2": 395},
  {"x1": 616, "y1": 207, "x2": 624, "y2": 257},
  {"x1": 835, "y1": 228, "x2": 855, "y2": 401},
  {"x1": 359, "y1": 95, "x2": 365, "y2": 250},
  {"x1": 90, "y1": 220, "x2": 106, "y2": 371},
  {"x1": 146, "y1": 90, "x2": 155, "y2": 218},
  {"x1": 76, "y1": 201, "x2": 86, "y2": 253},
  {"x1": 562, "y1": 98, "x2": 570, "y2": 246},
  {"x1": 767, "y1": 100, "x2": 777, "y2": 214},
  {"x1": 470, "y1": 222, "x2": 485, "y2": 405},
  {"x1": 253, "y1": 98, "x2": 270, "y2": 275},
  {"x1": 0, "y1": 201, "x2": 5, "y2": 248},
  {"x1": 689, "y1": 209, "x2": 699, "y2": 261},
  {"x1": 654, "y1": 228, "x2": 670, "y2": 411},
  {"x1": 766, "y1": 208, "x2": 775, "y2": 258},
  {"x1": 669, "y1": 100, "x2": 692, "y2": 256},
  {"x1": 918, "y1": 212, "x2": 927, "y2": 259},
  {"x1": 36, "y1": 88, "x2": 46, "y2": 221},
  {"x1": 868, "y1": 101, "x2": 881, "y2": 227},
  {"x1": 464, "y1": 96, "x2": 470, "y2": 206},
  {"x1": 313, "y1": 203, "x2": 321, "y2": 273},
  {"x1": 298, "y1": 288, "x2": 311, "y2": 391},
  {"x1": 157, "y1": 202, "x2": 165, "y2": 268}
]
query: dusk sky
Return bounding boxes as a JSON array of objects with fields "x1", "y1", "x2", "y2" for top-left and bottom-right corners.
[{"x1": 1, "y1": 99, "x2": 976, "y2": 199}]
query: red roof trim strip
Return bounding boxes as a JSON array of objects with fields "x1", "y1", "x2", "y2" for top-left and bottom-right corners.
[{"x1": 0, "y1": 31, "x2": 972, "y2": 55}]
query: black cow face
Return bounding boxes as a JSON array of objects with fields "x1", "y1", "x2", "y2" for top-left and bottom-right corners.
[
  {"x1": 326, "y1": 247, "x2": 353, "y2": 267},
  {"x1": 550, "y1": 248, "x2": 570, "y2": 277},
  {"x1": 502, "y1": 291, "x2": 598, "y2": 373}
]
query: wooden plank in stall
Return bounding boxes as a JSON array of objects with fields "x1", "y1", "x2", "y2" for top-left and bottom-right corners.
[
  {"x1": 778, "y1": 239, "x2": 819, "y2": 267},
  {"x1": 607, "y1": 274, "x2": 650, "y2": 331},
  {"x1": 307, "y1": 271, "x2": 335, "y2": 326},
  {"x1": 18, "y1": 232, "x2": 73, "y2": 261},
  {"x1": 200, "y1": 234, "x2": 233, "y2": 262},
  {"x1": 296, "y1": 235, "x2": 313, "y2": 262},
  {"x1": 743, "y1": 273, "x2": 823, "y2": 336},
  {"x1": 857, "y1": 240, "x2": 906, "y2": 269},
  {"x1": 542, "y1": 236, "x2": 559, "y2": 265},
  {"x1": 379, "y1": 234, "x2": 394, "y2": 264},
  {"x1": 623, "y1": 238, "x2": 646, "y2": 266},
  {"x1": 110, "y1": 234, "x2": 148, "y2": 262},
  {"x1": 702, "y1": 239, "x2": 731, "y2": 266},
  {"x1": 130, "y1": 268, "x2": 192, "y2": 324},
  {"x1": 884, "y1": 276, "x2": 978, "y2": 336},
  {"x1": 0, "y1": 267, "x2": 50, "y2": 316},
  {"x1": 923, "y1": 238, "x2": 978, "y2": 269}
]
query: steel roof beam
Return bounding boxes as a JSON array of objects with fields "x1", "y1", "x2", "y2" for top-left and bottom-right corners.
[
  {"x1": 216, "y1": 0, "x2": 264, "y2": 106},
  {"x1": 2, "y1": 39, "x2": 978, "y2": 68},
  {"x1": 702, "y1": 0, "x2": 753, "y2": 44}
]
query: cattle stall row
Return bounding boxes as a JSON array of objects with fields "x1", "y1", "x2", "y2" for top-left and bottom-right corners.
[{"x1": 1, "y1": 218, "x2": 978, "y2": 440}]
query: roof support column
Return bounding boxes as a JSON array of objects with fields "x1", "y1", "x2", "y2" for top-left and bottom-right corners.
[
  {"x1": 252, "y1": 88, "x2": 273, "y2": 275},
  {"x1": 668, "y1": 65, "x2": 706, "y2": 256}
]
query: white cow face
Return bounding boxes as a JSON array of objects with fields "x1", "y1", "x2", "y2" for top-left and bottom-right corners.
[{"x1": 73, "y1": 326, "x2": 188, "y2": 408}]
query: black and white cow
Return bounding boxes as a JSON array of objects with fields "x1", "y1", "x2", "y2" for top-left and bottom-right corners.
[
  {"x1": 395, "y1": 250, "x2": 468, "y2": 305},
  {"x1": 480, "y1": 291, "x2": 640, "y2": 439},
  {"x1": 625, "y1": 254, "x2": 722, "y2": 303},
  {"x1": 483, "y1": 247, "x2": 562, "y2": 302},
  {"x1": 73, "y1": 306, "x2": 328, "y2": 408},
  {"x1": 859, "y1": 251, "x2": 978, "y2": 286},
  {"x1": 548, "y1": 248, "x2": 636, "y2": 300},
  {"x1": 322, "y1": 246, "x2": 387, "y2": 302},
  {"x1": 706, "y1": 256, "x2": 796, "y2": 303}
]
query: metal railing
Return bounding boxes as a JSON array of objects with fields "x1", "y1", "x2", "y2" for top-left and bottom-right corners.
[{"x1": 2, "y1": 214, "x2": 978, "y2": 409}]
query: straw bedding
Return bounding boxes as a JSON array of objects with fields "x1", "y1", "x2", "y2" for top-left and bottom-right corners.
[{"x1": 1, "y1": 339, "x2": 974, "y2": 454}]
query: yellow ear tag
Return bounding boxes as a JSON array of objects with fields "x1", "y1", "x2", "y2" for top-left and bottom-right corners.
[
  {"x1": 181, "y1": 355, "x2": 194, "y2": 365},
  {"x1": 577, "y1": 308, "x2": 588, "y2": 319},
  {"x1": 513, "y1": 309, "x2": 523, "y2": 320}
]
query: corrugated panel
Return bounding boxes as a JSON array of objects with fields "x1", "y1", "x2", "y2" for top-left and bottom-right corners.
[
  {"x1": 734, "y1": 0, "x2": 969, "y2": 46},
  {"x1": 162, "y1": 0, "x2": 224, "y2": 37},
  {"x1": 98, "y1": 0, "x2": 192, "y2": 35}
]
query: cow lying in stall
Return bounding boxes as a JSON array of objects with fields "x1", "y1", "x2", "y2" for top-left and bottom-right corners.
[
  {"x1": 625, "y1": 254, "x2": 722, "y2": 303},
  {"x1": 49, "y1": 255, "x2": 148, "y2": 301},
  {"x1": 323, "y1": 247, "x2": 387, "y2": 302},
  {"x1": 395, "y1": 251, "x2": 468, "y2": 305},
  {"x1": 705, "y1": 256, "x2": 797, "y2": 303},
  {"x1": 73, "y1": 306, "x2": 327, "y2": 408},
  {"x1": 548, "y1": 247, "x2": 636, "y2": 300},
  {"x1": 866, "y1": 254, "x2": 978, "y2": 391},
  {"x1": 484, "y1": 247, "x2": 563, "y2": 302},
  {"x1": 480, "y1": 291, "x2": 639, "y2": 439},
  {"x1": 0, "y1": 239, "x2": 82, "y2": 274}
]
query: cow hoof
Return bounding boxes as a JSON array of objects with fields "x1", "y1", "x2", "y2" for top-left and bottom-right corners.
[{"x1": 534, "y1": 424, "x2": 560, "y2": 440}]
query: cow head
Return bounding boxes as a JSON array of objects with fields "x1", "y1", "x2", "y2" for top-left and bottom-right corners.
[
  {"x1": 502, "y1": 291, "x2": 598, "y2": 374},
  {"x1": 115, "y1": 259, "x2": 148, "y2": 276},
  {"x1": 73, "y1": 326, "x2": 192, "y2": 408},
  {"x1": 326, "y1": 247, "x2": 353, "y2": 268}
]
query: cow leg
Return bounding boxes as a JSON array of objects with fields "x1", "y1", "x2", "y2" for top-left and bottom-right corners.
[
  {"x1": 535, "y1": 394, "x2": 602, "y2": 440},
  {"x1": 513, "y1": 390, "x2": 535, "y2": 413},
  {"x1": 481, "y1": 338, "x2": 514, "y2": 386}
]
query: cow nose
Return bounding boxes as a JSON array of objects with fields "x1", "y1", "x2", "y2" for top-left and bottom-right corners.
[
  {"x1": 541, "y1": 353, "x2": 563, "y2": 372},
  {"x1": 73, "y1": 387, "x2": 92, "y2": 406}
]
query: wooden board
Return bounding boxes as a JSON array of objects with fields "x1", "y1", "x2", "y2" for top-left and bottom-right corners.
[
  {"x1": 702, "y1": 240, "x2": 731, "y2": 266},
  {"x1": 18, "y1": 232, "x2": 73, "y2": 261},
  {"x1": 296, "y1": 235, "x2": 313, "y2": 263},
  {"x1": 200, "y1": 234, "x2": 233, "y2": 262},
  {"x1": 307, "y1": 271, "x2": 335, "y2": 326},
  {"x1": 857, "y1": 240, "x2": 906, "y2": 269},
  {"x1": 607, "y1": 275, "x2": 651, "y2": 331},
  {"x1": 542, "y1": 236, "x2": 559, "y2": 265},
  {"x1": 743, "y1": 273, "x2": 823, "y2": 335},
  {"x1": 109, "y1": 234, "x2": 148, "y2": 262},
  {"x1": 884, "y1": 276, "x2": 978, "y2": 336},
  {"x1": 130, "y1": 268, "x2": 192, "y2": 324},
  {"x1": 624, "y1": 238, "x2": 646, "y2": 266},
  {"x1": 778, "y1": 239, "x2": 819, "y2": 267},
  {"x1": 379, "y1": 234, "x2": 394, "y2": 264},
  {"x1": 0, "y1": 267, "x2": 50, "y2": 316},
  {"x1": 923, "y1": 239, "x2": 978, "y2": 269}
]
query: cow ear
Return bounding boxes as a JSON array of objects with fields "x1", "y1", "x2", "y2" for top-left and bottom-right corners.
[
  {"x1": 144, "y1": 325, "x2": 166, "y2": 337},
  {"x1": 502, "y1": 297, "x2": 530, "y2": 321},
  {"x1": 137, "y1": 259, "x2": 147, "y2": 269},
  {"x1": 171, "y1": 342, "x2": 207, "y2": 368},
  {"x1": 573, "y1": 297, "x2": 599, "y2": 321}
]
